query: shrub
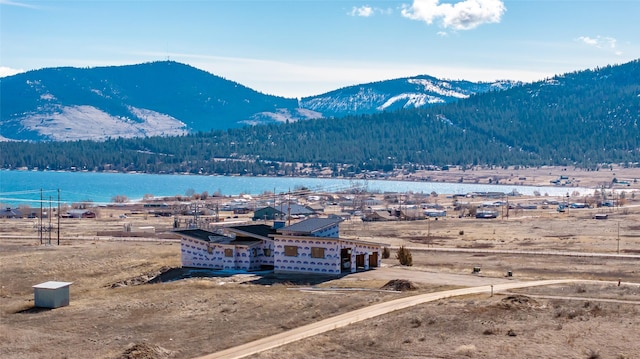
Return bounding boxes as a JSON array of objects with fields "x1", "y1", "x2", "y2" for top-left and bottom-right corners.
[
  {"x1": 409, "y1": 317, "x2": 422, "y2": 328},
  {"x1": 382, "y1": 247, "x2": 391, "y2": 259},
  {"x1": 586, "y1": 349, "x2": 601, "y2": 359},
  {"x1": 396, "y1": 245, "x2": 413, "y2": 266},
  {"x1": 483, "y1": 327, "x2": 497, "y2": 335},
  {"x1": 454, "y1": 344, "x2": 477, "y2": 357}
]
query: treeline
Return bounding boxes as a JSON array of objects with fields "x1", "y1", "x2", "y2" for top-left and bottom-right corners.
[
  {"x1": 0, "y1": 109, "x2": 515, "y2": 175},
  {"x1": 2, "y1": 60, "x2": 639, "y2": 175}
]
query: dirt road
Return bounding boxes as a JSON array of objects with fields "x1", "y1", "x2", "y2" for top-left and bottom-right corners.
[{"x1": 196, "y1": 279, "x2": 594, "y2": 359}]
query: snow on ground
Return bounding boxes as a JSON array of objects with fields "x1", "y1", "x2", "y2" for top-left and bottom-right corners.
[
  {"x1": 407, "y1": 79, "x2": 469, "y2": 98},
  {"x1": 19, "y1": 105, "x2": 188, "y2": 141},
  {"x1": 377, "y1": 93, "x2": 444, "y2": 110}
]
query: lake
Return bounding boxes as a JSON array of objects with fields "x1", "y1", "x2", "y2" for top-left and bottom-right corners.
[{"x1": 0, "y1": 170, "x2": 590, "y2": 206}]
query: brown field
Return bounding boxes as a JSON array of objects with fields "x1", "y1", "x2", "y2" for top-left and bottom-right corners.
[
  {"x1": 397, "y1": 164, "x2": 640, "y2": 190},
  {"x1": 2, "y1": 166, "x2": 640, "y2": 359}
]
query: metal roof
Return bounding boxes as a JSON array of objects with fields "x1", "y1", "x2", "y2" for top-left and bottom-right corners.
[
  {"x1": 279, "y1": 217, "x2": 341, "y2": 234},
  {"x1": 274, "y1": 203, "x2": 315, "y2": 215},
  {"x1": 33, "y1": 281, "x2": 73, "y2": 289}
]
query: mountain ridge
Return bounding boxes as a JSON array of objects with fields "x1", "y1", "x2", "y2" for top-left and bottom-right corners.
[
  {"x1": 1, "y1": 59, "x2": 639, "y2": 173},
  {"x1": 0, "y1": 61, "x2": 519, "y2": 142}
]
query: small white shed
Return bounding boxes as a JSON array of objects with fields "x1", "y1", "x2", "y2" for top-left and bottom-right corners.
[{"x1": 33, "y1": 281, "x2": 73, "y2": 308}]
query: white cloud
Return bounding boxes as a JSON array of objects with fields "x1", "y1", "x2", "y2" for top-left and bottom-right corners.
[
  {"x1": 401, "y1": 0, "x2": 506, "y2": 30},
  {"x1": 577, "y1": 36, "x2": 621, "y2": 55},
  {"x1": 578, "y1": 36, "x2": 599, "y2": 47},
  {"x1": 349, "y1": 5, "x2": 375, "y2": 17},
  {"x1": 130, "y1": 50, "x2": 560, "y2": 97},
  {"x1": 0, "y1": 66, "x2": 25, "y2": 77},
  {"x1": 0, "y1": 0, "x2": 40, "y2": 9}
]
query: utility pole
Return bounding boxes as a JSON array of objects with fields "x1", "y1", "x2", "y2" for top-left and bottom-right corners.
[
  {"x1": 39, "y1": 189, "x2": 43, "y2": 244},
  {"x1": 215, "y1": 201, "x2": 219, "y2": 223},
  {"x1": 57, "y1": 189, "x2": 60, "y2": 245},
  {"x1": 427, "y1": 218, "x2": 431, "y2": 247},
  {"x1": 505, "y1": 196, "x2": 509, "y2": 219},
  {"x1": 287, "y1": 188, "x2": 291, "y2": 226},
  {"x1": 617, "y1": 221, "x2": 620, "y2": 254},
  {"x1": 48, "y1": 196, "x2": 52, "y2": 245}
]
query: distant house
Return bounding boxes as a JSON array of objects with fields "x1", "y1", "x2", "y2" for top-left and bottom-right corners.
[
  {"x1": 396, "y1": 208, "x2": 425, "y2": 221},
  {"x1": 232, "y1": 207, "x2": 251, "y2": 215},
  {"x1": 569, "y1": 203, "x2": 589, "y2": 209},
  {"x1": 144, "y1": 203, "x2": 172, "y2": 217},
  {"x1": 517, "y1": 204, "x2": 538, "y2": 210},
  {"x1": 252, "y1": 206, "x2": 285, "y2": 221},
  {"x1": 328, "y1": 212, "x2": 352, "y2": 221},
  {"x1": 476, "y1": 210, "x2": 499, "y2": 219},
  {"x1": 424, "y1": 209, "x2": 447, "y2": 217},
  {"x1": 274, "y1": 203, "x2": 315, "y2": 217},
  {"x1": 0, "y1": 207, "x2": 23, "y2": 219},
  {"x1": 364, "y1": 197, "x2": 382, "y2": 206},
  {"x1": 62, "y1": 209, "x2": 96, "y2": 218},
  {"x1": 252, "y1": 203, "x2": 315, "y2": 221},
  {"x1": 143, "y1": 203, "x2": 169, "y2": 209},
  {"x1": 361, "y1": 210, "x2": 396, "y2": 222}
]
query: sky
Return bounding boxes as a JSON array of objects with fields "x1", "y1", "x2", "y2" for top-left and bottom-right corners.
[{"x1": 1, "y1": 0, "x2": 639, "y2": 98}]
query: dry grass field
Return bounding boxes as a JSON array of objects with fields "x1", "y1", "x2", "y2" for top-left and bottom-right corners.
[
  {"x1": 2, "y1": 166, "x2": 640, "y2": 359},
  {"x1": 250, "y1": 283, "x2": 640, "y2": 359},
  {"x1": 397, "y1": 164, "x2": 640, "y2": 190}
]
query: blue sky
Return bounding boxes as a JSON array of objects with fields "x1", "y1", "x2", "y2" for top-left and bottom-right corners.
[{"x1": 1, "y1": 0, "x2": 638, "y2": 98}]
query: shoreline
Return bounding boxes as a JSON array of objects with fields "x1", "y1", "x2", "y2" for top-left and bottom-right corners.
[
  {"x1": 2, "y1": 165, "x2": 639, "y2": 207},
  {"x1": 4, "y1": 163, "x2": 637, "y2": 188}
]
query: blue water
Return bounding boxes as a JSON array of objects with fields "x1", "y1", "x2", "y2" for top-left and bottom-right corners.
[{"x1": 0, "y1": 170, "x2": 589, "y2": 206}]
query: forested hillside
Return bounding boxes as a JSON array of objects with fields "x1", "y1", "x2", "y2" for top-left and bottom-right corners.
[
  {"x1": 1, "y1": 60, "x2": 639, "y2": 175},
  {"x1": 1, "y1": 61, "x2": 513, "y2": 142},
  {"x1": 0, "y1": 61, "x2": 301, "y2": 141},
  {"x1": 435, "y1": 60, "x2": 640, "y2": 165}
]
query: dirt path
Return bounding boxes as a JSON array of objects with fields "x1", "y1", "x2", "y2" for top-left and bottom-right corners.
[{"x1": 195, "y1": 279, "x2": 596, "y2": 359}]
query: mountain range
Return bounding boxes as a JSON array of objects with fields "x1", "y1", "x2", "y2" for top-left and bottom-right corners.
[
  {"x1": 0, "y1": 61, "x2": 519, "y2": 142},
  {"x1": 2, "y1": 59, "x2": 639, "y2": 173}
]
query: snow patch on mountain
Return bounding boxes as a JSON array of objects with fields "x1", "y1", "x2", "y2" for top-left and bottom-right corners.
[
  {"x1": 407, "y1": 79, "x2": 469, "y2": 99},
  {"x1": 295, "y1": 108, "x2": 323, "y2": 119},
  {"x1": 90, "y1": 88, "x2": 111, "y2": 98},
  {"x1": 19, "y1": 105, "x2": 187, "y2": 141},
  {"x1": 490, "y1": 80, "x2": 520, "y2": 90},
  {"x1": 243, "y1": 107, "x2": 323, "y2": 125},
  {"x1": 246, "y1": 109, "x2": 296, "y2": 124},
  {"x1": 378, "y1": 93, "x2": 445, "y2": 110}
]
